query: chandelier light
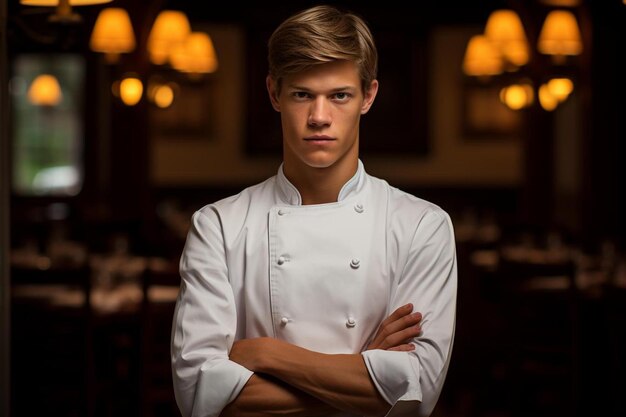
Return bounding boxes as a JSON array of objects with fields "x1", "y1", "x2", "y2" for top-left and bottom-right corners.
[
  {"x1": 20, "y1": 0, "x2": 113, "y2": 23},
  {"x1": 147, "y1": 10, "x2": 192, "y2": 66},
  {"x1": 537, "y1": 10, "x2": 583, "y2": 61},
  {"x1": 484, "y1": 10, "x2": 530, "y2": 69},
  {"x1": 170, "y1": 32, "x2": 219, "y2": 74},
  {"x1": 462, "y1": 35, "x2": 503, "y2": 77},
  {"x1": 27, "y1": 74, "x2": 63, "y2": 106},
  {"x1": 463, "y1": 7, "x2": 583, "y2": 111},
  {"x1": 90, "y1": 8, "x2": 136, "y2": 63}
]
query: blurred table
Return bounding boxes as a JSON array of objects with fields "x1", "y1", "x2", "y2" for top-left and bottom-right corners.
[{"x1": 9, "y1": 251, "x2": 180, "y2": 417}]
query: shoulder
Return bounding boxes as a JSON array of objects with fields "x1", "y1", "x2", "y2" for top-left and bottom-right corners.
[
  {"x1": 365, "y1": 173, "x2": 455, "y2": 251},
  {"x1": 366, "y1": 173, "x2": 450, "y2": 225},
  {"x1": 193, "y1": 176, "x2": 277, "y2": 230},
  {"x1": 391, "y1": 189, "x2": 453, "y2": 247}
]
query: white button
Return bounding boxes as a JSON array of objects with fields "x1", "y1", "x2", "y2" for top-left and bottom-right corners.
[
  {"x1": 278, "y1": 209, "x2": 286, "y2": 216},
  {"x1": 280, "y1": 317, "x2": 289, "y2": 325},
  {"x1": 277, "y1": 256, "x2": 286, "y2": 265},
  {"x1": 346, "y1": 317, "x2": 356, "y2": 327},
  {"x1": 350, "y1": 258, "x2": 360, "y2": 269},
  {"x1": 354, "y1": 203, "x2": 364, "y2": 213}
]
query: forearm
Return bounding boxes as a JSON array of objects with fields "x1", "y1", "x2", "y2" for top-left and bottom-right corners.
[
  {"x1": 220, "y1": 373, "x2": 336, "y2": 417},
  {"x1": 232, "y1": 338, "x2": 391, "y2": 417}
]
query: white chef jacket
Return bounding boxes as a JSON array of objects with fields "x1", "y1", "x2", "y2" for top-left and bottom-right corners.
[{"x1": 172, "y1": 160, "x2": 457, "y2": 417}]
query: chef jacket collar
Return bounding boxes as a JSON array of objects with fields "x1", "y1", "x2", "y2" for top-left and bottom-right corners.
[{"x1": 276, "y1": 160, "x2": 366, "y2": 206}]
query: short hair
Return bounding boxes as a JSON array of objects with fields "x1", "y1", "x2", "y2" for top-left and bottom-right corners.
[{"x1": 268, "y1": 5, "x2": 378, "y2": 93}]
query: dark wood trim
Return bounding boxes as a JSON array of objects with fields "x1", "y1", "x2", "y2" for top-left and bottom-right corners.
[{"x1": 1, "y1": 0, "x2": 11, "y2": 415}]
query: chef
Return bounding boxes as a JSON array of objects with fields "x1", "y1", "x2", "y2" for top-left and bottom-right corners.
[{"x1": 171, "y1": 5, "x2": 457, "y2": 417}]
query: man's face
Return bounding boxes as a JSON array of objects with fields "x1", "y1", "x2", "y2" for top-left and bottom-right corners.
[{"x1": 267, "y1": 60, "x2": 378, "y2": 173}]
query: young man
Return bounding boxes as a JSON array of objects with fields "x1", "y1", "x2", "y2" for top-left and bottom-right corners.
[{"x1": 171, "y1": 5, "x2": 457, "y2": 417}]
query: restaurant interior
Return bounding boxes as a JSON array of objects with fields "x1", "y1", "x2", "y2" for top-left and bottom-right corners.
[{"x1": 1, "y1": 0, "x2": 625, "y2": 416}]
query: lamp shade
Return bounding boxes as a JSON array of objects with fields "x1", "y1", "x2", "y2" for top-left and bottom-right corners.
[
  {"x1": 462, "y1": 35, "x2": 503, "y2": 76},
  {"x1": 27, "y1": 74, "x2": 63, "y2": 106},
  {"x1": 147, "y1": 10, "x2": 191, "y2": 65},
  {"x1": 20, "y1": 0, "x2": 112, "y2": 4},
  {"x1": 21, "y1": 0, "x2": 113, "y2": 23},
  {"x1": 170, "y1": 32, "x2": 218, "y2": 74},
  {"x1": 90, "y1": 8, "x2": 136, "y2": 62},
  {"x1": 484, "y1": 9, "x2": 529, "y2": 67},
  {"x1": 539, "y1": 0, "x2": 581, "y2": 6},
  {"x1": 537, "y1": 10, "x2": 583, "y2": 57}
]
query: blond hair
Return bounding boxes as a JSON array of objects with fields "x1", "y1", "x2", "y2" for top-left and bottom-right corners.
[{"x1": 268, "y1": 5, "x2": 378, "y2": 93}]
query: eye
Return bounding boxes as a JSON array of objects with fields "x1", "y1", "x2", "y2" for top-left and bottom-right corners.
[
  {"x1": 333, "y1": 92, "x2": 351, "y2": 102},
  {"x1": 292, "y1": 91, "x2": 311, "y2": 100}
]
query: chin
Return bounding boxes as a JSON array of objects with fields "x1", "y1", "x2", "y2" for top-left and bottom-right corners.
[
  {"x1": 300, "y1": 152, "x2": 342, "y2": 169},
  {"x1": 303, "y1": 159, "x2": 336, "y2": 169}
]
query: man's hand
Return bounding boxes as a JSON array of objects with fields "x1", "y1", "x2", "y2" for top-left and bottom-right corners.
[{"x1": 367, "y1": 303, "x2": 422, "y2": 351}]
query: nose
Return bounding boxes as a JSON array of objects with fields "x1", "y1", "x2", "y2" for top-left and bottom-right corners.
[{"x1": 308, "y1": 97, "x2": 331, "y2": 127}]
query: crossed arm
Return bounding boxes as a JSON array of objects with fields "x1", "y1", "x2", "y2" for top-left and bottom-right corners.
[{"x1": 220, "y1": 304, "x2": 423, "y2": 417}]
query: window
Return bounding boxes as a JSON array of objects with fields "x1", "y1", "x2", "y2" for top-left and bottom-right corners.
[{"x1": 10, "y1": 54, "x2": 84, "y2": 196}]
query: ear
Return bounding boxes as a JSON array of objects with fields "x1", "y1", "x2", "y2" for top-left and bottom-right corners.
[
  {"x1": 360, "y1": 79, "x2": 379, "y2": 115},
  {"x1": 266, "y1": 76, "x2": 281, "y2": 112}
]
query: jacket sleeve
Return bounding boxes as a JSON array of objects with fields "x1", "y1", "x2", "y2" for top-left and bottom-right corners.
[
  {"x1": 361, "y1": 208, "x2": 457, "y2": 417},
  {"x1": 171, "y1": 209, "x2": 253, "y2": 417}
]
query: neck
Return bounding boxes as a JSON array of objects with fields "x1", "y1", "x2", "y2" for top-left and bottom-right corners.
[{"x1": 284, "y1": 158, "x2": 359, "y2": 205}]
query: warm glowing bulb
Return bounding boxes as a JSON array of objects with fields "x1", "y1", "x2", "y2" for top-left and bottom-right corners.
[
  {"x1": 547, "y1": 78, "x2": 574, "y2": 101},
  {"x1": 502, "y1": 85, "x2": 526, "y2": 110},
  {"x1": 154, "y1": 84, "x2": 174, "y2": 108},
  {"x1": 119, "y1": 77, "x2": 143, "y2": 106},
  {"x1": 500, "y1": 83, "x2": 534, "y2": 110},
  {"x1": 27, "y1": 74, "x2": 62, "y2": 106},
  {"x1": 539, "y1": 83, "x2": 558, "y2": 111}
]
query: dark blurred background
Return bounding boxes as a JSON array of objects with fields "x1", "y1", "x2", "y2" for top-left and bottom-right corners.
[{"x1": 1, "y1": 0, "x2": 625, "y2": 416}]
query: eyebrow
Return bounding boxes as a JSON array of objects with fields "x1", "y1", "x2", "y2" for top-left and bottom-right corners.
[{"x1": 288, "y1": 85, "x2": 357, "y2": 93}]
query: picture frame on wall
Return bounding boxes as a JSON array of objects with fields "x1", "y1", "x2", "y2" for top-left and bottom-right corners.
[{"x1": 461, "y1": 78, "x2": 523, "y2": 139}]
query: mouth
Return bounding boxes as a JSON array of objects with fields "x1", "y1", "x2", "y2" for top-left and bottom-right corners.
[{"x1": 304, "y1": 135, "x2": 335, "y2": 143}]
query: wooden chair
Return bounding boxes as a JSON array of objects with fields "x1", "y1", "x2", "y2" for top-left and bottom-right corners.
[
  {"x1": 10, "y1": 264, "x2": 95, "y2": 417},
  {"x1": 139, "y1": 260, "x2": 181, "y2": 417}
]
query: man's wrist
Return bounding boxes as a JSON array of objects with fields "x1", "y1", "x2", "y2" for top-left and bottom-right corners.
[{"x1": 254, "y1": 337, "x2": 281, "y2": 374}]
